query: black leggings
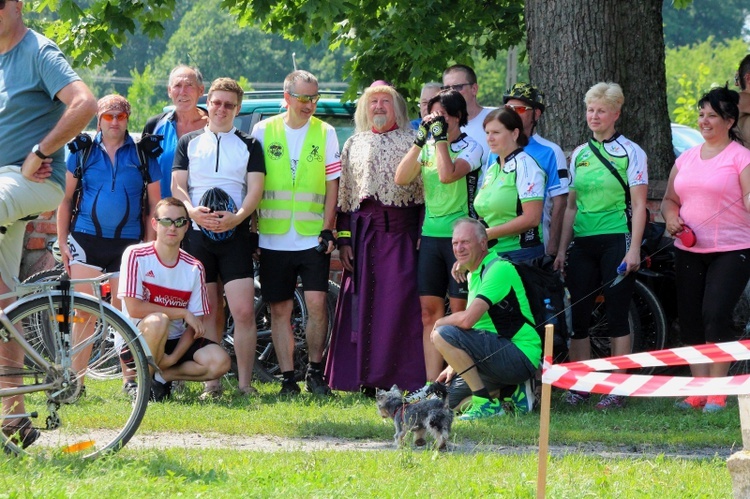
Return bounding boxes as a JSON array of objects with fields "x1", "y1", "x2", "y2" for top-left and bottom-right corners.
[
  {"x1": 566, "y1": 233, "x2": 635, "y2": 339},
  {"x1": 675, "y1": 247, "x2": 750, "y2": 345}
]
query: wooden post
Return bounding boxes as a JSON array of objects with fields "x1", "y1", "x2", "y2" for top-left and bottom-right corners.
[
  {"x1": 739, "y1": 394, "x2": 750, "y2": 450},
  {"x1": 537, "y1": 324, "x2": 555, "y2": 499}
]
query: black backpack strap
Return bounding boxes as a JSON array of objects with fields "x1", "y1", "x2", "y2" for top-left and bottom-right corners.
[
  {"x1": 70, "y1": 136, "x2": 95, "y2": 228},
  {"x1": 135, "y1": 138, "x2": 158, "y2": 240},
  {"x1": 587, "y1": 139, "x2": 632, "y2": 230}
]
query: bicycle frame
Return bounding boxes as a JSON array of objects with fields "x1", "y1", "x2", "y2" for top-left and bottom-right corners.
[{"x1": 0, "y1": 275, "x2": 153, "y2": 403}]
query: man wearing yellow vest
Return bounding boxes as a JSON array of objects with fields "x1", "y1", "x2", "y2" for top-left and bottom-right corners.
[{"x1": 252, "y1": 70, "x2": 341, "y2": 396}]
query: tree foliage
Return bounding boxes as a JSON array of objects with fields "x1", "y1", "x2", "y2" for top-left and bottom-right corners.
[
  {"x1": 662, "y1": 0, "x2": 749, "y2": 48},
  {"x1": 665, "y1": 37, "x2": 749, "y2": 125},
  {"x1": 30, "y1": 0, "x2": 178, "y2": 66},
  {"x1": 225, "y1": 0, "x2": 525, "y2": 99}
]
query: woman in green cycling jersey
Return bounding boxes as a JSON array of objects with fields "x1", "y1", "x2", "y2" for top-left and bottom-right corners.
[{"x1": 395, "y1": 89, "x2": 483, "y2": 398}]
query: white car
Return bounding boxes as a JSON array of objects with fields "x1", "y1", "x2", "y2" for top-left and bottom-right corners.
[{"x1": 671, "y1": 123, "x2": 704, "y2": 158}]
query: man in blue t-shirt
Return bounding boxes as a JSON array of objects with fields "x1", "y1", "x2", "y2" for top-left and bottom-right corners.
[
  {"x1": 142, "y1": 65, "x2": 208, "y2": 198},
  {"x1": 0, "y1": 0, "x2": 97, "y2": 449},
  {"x1": 487, "y1": 83, "x2": 569, "y2": 256}
]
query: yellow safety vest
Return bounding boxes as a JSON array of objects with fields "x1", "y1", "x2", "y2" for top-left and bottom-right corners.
[{"x1": 258, "y1": 115, "x2": 327, "y2": 235}]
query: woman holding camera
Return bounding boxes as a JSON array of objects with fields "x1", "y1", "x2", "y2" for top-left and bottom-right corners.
[
  {"x1": 395, "y1": 89, "x2": 483, "y2": 400},
  {"x1": 662, "y1": 85, "x2": 750, "y2": 413}
]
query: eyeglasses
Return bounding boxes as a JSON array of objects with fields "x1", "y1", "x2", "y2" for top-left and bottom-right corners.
[
  {"x1": 505, "y1": 104, "x2": 534, "y2": 115},
  {"x1": 155, "y1": 217, "x2": 189, "y2": 228},
  {"x1": 288, "y1": 91, "x2": 321, "y2": 104},
  {"x1": 209, "y1": 99, "x2": 238, "y2": 110},
  {"x1": 0, "y1": 1, "x2": 18, "y2": 10},
  {"x1": 440, "y1": 83, "x2": 473, "y2": 91},
  {"x1": 100, "y1": 112, "x2": 128, "y2": 122}
]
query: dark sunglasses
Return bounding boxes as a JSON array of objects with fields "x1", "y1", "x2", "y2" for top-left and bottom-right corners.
[
  {"x1": 155, "y1": 217, "x2": 189, "y2": 228},
  {"x1": 288, "y1": 91, "x2": 320, "y2": 104},
  {"x1": 440, "y1": 83, "x2": 472, "y2": 91}
]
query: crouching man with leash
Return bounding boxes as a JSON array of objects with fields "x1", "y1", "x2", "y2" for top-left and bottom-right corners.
[{"x1": 432, "y1": 218, "x2": 541, "y2": 420}]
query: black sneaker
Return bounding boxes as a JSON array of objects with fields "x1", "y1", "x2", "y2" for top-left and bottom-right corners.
[
  {"x1": 279, "y1": 379, "x2": 301, "y2": 396},
  {"x1": 305, "y1": 368, "x2": 332, "y2": 396},
  {"x1": 150, "y1": 378, "x2": 172, "y2": 402}
]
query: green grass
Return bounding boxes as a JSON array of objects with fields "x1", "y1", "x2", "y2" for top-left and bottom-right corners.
[
  {"x1": 136, "y1": 381, "x2": 743, "y2": 451},
  {"x1": 1, "y1": 380, "x2": 741, "y2": 497},
  {"x1": 0, "y1": 448, "x2": 732, "y2": 498}
]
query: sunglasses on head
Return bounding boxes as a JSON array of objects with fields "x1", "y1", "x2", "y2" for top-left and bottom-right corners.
[
  {"x1": 505, "y1": 104, "x2": 533, "y2": 115},
  {"x1": 100, "y1": 112, "x2": 128, "y2": 123},
  {"x1": 155, "y1": 217, "x2": 189, "y2": 228},
  {"x1": 288, "y1": 91, "x2": 320, "y2": 104}
]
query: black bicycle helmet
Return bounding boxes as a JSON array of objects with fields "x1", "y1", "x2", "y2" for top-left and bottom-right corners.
[
  {"x1": 199, "y1": 187, "x2": 237, "y2": 242},
  {"x1": 503, "y1": 82, "x2": 546, "y2": 112}
]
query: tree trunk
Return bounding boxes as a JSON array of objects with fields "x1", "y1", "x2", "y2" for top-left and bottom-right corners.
[{"x1": 525, "y1": 0, "x2": 674, "y2": 180}]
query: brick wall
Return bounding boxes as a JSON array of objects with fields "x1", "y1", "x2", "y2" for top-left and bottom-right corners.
[{"x1": 20, "y1": 210, "x2": 58, "y2": 281}]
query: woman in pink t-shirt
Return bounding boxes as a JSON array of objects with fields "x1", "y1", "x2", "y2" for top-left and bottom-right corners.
[{"x1": 662, "y1": 85, "x2": 750, "y2": 413}]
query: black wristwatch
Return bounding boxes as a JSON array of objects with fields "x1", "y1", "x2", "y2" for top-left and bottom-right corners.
[{"x1": 32, "y1": 144, "x2": 50, "y2": 160}]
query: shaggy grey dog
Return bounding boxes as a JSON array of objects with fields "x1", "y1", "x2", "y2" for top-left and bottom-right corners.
[{"x1": 375, "y1": 384, "x2": 453, "y2": 451}]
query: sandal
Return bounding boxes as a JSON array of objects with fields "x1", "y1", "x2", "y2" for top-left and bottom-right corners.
[
  {"x1": 237, "y1": 386, "x2": 259, "y2": 396},
  {"x1": 198, "y1": 386, "x2": 223, "y2": 401},
  {"x1": 2, "y1": 417, "x2": 40, "y2": 450}
]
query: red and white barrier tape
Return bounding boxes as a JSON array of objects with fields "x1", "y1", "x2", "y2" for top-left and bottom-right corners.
[{"x1": 541, "y1": 339, "x2": 750, "y2": 397}]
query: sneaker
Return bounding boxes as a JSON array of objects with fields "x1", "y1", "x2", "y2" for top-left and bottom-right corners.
[
  {"x1": 563, "y1": 390, "x2": 591, "y2": 406},
  {"x1": 279, "y1": 379, "x2": 301, "y2": 396},
  {"x1": 2, "y1": 417, "x2": 40, "y2": 450},
  {"x1": 305, "y1": 368, "x2": 332, "y2": 395},
  {"x1": 675, "y1": 396, "x2": 707, "y2": 410},
  {"x1": 122, "y1": 381, "x2": 138, "y2": 401},
  {"x1": 595, "y1": 394, "x2": 626, "y2": 411},
  {"x1": 457, "y1": 395, "x2": 506, "y2": 421},
  {"x1": 150, "y1": 378, "x2": 172, "y2": 402},
  {"x1": 405, "y1": 382, "x2": 434, "y2": 403},
  {"x1": 509, "y1": 380, "x2": 535, "y2": 414},
  {"x1": 703, "y1": 395, "x2": 727, "y2": 413}
]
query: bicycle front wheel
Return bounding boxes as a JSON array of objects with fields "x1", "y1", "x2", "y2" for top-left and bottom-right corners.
[{"x1": 1, "y1": 293, "x2": 150, "y2": 459}]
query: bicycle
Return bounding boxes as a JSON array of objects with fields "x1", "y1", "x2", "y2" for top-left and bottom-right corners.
[
  {"x1": 222, "y1": 273, "x2": 339, "y2": 383},
  {"x1": 0, "y1": 275, "x2": 151, "y2": 459},
  {"x1": 583, "y1": 223, "x2": 670, "y2": 374},
  {"x1": 22, "y1": 239, "x2": 122, "y2": 381}
]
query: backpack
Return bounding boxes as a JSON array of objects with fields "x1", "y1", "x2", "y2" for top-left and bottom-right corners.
[
  {"x1": 67, "y1": 133, "x2": 161, "y2": 240},
  {"x1": 506, "y1": 258, "x2": 570, "y2": 363}
]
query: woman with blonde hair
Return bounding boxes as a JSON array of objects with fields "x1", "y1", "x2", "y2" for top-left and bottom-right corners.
[{"x1": 554, "y1": 82, "x2": 649, "y2": 410}]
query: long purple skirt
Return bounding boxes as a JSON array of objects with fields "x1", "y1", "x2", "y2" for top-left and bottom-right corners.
[{"x1": 325, "y1": 200, "x2": 425, "y2": 392}]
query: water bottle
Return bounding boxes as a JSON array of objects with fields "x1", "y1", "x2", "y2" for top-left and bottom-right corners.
[
  {"x1": 563, "y1": 287, "x2": 573, "y2": 336},
  {"x1": 543, "y1": 298, "x2": 558, "y2": 326}
]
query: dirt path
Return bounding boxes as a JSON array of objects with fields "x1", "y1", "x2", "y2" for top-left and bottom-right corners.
[{"x1": 125, "y1": 432, "x2": 735, "y2": 460}]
